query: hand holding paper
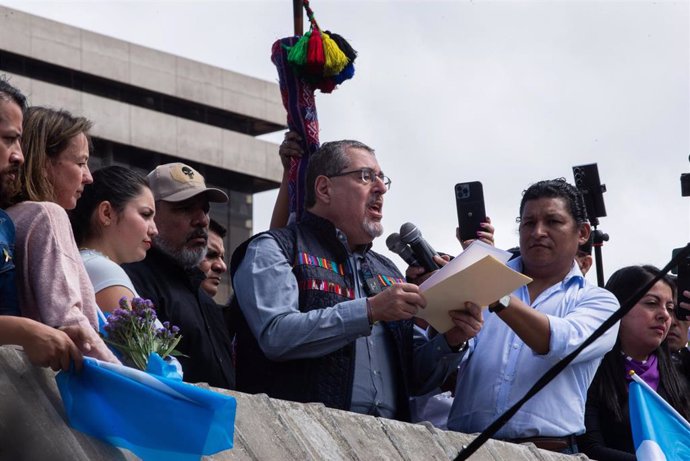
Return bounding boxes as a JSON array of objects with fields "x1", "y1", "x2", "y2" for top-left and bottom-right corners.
[
  {"x1": 369, "y1": 283, "x2": 425, "y2": 322},
  {"x1": 445, "y1": 302, "x2": 484, "y2": 347},
  {"x1": 417, "y1": 241, "x2": 532, "y2": 333}
]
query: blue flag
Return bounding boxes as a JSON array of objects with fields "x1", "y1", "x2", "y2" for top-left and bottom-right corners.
[
  {"x1": 56, "y1": 357, "x2": 236, "y2": 461},
  {"x1": 629, "y1": 373, "x2": 690, "y2": 461}
]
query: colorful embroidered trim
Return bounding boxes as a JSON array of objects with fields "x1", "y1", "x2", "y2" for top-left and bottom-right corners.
[
  {"x1": 299, "y1": 279, "x2": 355, "y2": 299},
  {"x1": 297, "y1": 252, "x2": 345, "y2": 275},
  {"x1": 377, "y1": 274, "x2": 405, "y2": 286}
]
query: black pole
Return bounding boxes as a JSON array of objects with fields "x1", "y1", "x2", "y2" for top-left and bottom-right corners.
[
  {"x1": 594, "y1": 241, "x2": 605, "y2": 287},
  {"x1": 591, "y1": 225, "x2": 609, "y2": 288},
  {"x1": 293, "y1": 0, "x2": 303, "y2": 36}
]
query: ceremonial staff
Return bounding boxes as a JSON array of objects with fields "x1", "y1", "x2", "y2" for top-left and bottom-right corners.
[
  {"x1": 293, "y1": 0, "x2": 303, "y2": 35},
  {"x1": 273, "y1": 0, "x2": 357, "y2": 220}
]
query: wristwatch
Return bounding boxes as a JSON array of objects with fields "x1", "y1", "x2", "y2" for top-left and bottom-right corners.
[{"x1": 488, "y1": 295, "x2": 511, "y2": 314}]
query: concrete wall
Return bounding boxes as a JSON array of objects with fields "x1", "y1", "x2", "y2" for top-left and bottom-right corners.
[
  {"x1": 1, "y1": 72, "x2": 283, "y2": 184},
  {"x1": 0, "y1": 5, "x2": 287, "y2": 184},
  {"x1": 0, "y1": 346, "x2": 589, "y2": 461},
  {"x1": 0, "y1": 5, "x2": 285, "y2": 126}
]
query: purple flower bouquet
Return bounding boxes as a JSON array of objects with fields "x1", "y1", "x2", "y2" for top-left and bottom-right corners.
[{"x1": 102, "y1": 297, "x2": 183, "y2": 371}]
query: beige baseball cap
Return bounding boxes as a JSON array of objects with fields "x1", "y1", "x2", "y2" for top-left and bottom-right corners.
[{"x1": 147, "y1": 163, "x2": 228, "y2": 203}]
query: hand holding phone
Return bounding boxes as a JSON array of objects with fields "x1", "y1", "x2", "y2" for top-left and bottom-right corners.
[
  {"x1": 677, "y1": 257, "x2": 690, "y2": 321},
  {"x1": 455, "y1": 181, "x2": 487, "y2": 243}
]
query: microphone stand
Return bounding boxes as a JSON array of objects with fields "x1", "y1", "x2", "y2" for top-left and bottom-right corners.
[{"x1": 590, "y1": 216, "x2": 609, "y2": 288}]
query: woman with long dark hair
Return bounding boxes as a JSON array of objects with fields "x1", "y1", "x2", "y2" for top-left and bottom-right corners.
[
  {"x1": 578, "y1": 265, "x2": 690, "y2": 460},
  {"x1": 70, "y1": 165, "x2": 157, "y2": 312}
]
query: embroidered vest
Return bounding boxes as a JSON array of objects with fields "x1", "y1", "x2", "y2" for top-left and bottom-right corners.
[{"x1": 230, "y1": 213, "x2": 413, "y2": 419}]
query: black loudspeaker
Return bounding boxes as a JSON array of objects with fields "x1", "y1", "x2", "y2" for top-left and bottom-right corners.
[{"x1": 572, "y1": 163, "x2": 607, "y2": 219}]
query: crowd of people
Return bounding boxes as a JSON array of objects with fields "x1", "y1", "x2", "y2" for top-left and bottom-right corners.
[{"x1": 1, "y1": 75, "x2": 689, "y2": 459}]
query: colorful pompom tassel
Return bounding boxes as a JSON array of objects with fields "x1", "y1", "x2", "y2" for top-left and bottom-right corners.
[
  {"x1": 284, "y1": 0, "x2": 358, "y2": 92},
  {"x1": 324, "y1": 31, "x2": 357, "y2": 61},
  {"x1": 305, "y1": 28, "x2": 325, "y2": 75},
  {"x1": 332, "y1": 62, "x2": 355, "y2": 85},
  {"x1": 316, "y1": 78, "x2": 337, "y2": 94},
  {"x1": 322, "y1": 32, "x2": 349, "y2": 76},
  {"x1": 286, "y1": 31, "x2": 311, "y2": 67}
]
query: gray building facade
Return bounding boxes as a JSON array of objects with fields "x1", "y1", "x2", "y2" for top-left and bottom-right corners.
[{"x1": 0, "y1": 5, "x2": 286, "y2": 302}]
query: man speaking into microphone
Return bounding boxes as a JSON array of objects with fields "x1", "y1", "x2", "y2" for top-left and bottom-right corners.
[{"x1": 230, "y1": 139, "x2": 482, "y2": 421}]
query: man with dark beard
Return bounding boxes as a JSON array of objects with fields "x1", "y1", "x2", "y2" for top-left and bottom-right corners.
[
  {"x1": 0, "y1": 78, "x2": 25, "y2": 316},
  {"x1": 124, "y1": 163, "x2": 235, "y2": 389},
  {"x1": 230, "y1": 140, "x2": 477, "y2": 420}
]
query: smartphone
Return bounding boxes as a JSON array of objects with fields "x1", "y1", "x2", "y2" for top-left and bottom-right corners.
[
  {"x1": 676, "y1": 249, "x2": 690, "y2": 321},
  {"x1": 455, "y1": 181, "x2": 487, "y2": 242}
]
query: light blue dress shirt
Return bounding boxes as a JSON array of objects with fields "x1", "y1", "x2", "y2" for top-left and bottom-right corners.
[
  {"x1": 234, "y1": 232, "x2": 460, "y2": 417},
  {"x1": 447, "y1": 257, "x2": 620, "y2": 438}
]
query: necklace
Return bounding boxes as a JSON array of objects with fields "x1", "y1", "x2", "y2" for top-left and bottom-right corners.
[
  {"x1": 79, "y1": 247, "x2": 112, "y2": 261},
  {"x1": 621, "y1": 350, "x2": 648, "y2": 364}
]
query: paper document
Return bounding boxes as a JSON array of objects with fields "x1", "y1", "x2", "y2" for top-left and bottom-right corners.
[{"x1": 418, "y1": 241, "x2": 532, "y2": 333}]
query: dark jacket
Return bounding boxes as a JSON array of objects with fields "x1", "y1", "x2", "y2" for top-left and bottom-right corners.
[
  {"x1": 229, "y1": 212, "x2": 413, "y2": 420},
  {"x1": 673, "y1": 348, "x2": 690, "y2": 386},
  {"x1": 125, "y1": 247, "x2": 235, "y2": 389},
  {"x1": 578, "y1": 348, "x2": 688, "y2": 461},
  {"x1": 0, "y1": 209, "x2": 19, "y2": 316},
  {"x1": 579, "y1": 374, "x2": 655, "y2": 461}
]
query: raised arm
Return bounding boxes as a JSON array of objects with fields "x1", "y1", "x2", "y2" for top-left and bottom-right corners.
[{"x1": 270, "y1": 131, "x2": 303, "y2": 229}]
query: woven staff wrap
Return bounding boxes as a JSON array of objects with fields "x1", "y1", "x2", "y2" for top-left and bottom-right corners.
[{"x1": 271, "y1": 37, "x2": 321, "y2": 222}]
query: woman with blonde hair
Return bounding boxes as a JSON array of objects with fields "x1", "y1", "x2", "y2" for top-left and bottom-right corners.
[{"x1": 7, "y1": 106, "x2": 116, "y2": 362}]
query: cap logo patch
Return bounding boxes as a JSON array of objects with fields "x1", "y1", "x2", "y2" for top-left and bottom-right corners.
[
  {"x1": 170, "y1": 165, "x2": 203, "y2": 185},
  {"x1": 181, "y1": 166, "x2": 194, "y2": 178}
]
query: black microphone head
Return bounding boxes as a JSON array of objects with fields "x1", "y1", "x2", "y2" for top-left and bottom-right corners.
[
  {"x1": 386, "y1": 233, "x2": 404, "y2": 252},
  {"x1": 387, "y1": 231, "x2": 419, "y2": 266},
  {"x1": 399, "y1": 222, "x2": 421, "y2": 244}
]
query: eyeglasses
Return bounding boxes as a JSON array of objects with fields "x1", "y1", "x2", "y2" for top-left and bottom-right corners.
[{"x1": 327, "y1": 168, "x2": 392, "y2": 190}]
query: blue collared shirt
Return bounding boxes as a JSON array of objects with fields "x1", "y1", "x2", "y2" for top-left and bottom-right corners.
[
  {"x1": 234, "y1": 232, "x2": 460, "y2": 417},
  {"x1": 447, "y1": 257, "x2": 620, "y2": 438}
]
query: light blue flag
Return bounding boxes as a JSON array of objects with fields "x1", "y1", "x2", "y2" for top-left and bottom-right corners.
[
  {"x1": 629, "y1": 372, "x2": 690, "y2": 461},
  {"x1": 56, "y1": 357, "x2": 236, "y2": 461}
]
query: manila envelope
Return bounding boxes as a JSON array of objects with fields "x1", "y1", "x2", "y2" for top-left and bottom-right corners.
[{"x1": 418, "y1": 255, "x2": 532, "y2": 333}]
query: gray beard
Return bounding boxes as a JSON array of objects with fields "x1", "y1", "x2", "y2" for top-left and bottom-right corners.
[
  {"x1": 363, "y1": 219, "x2": 383, "y2": 239},
  {"x1": 153, "y1": 234, "x2": 206, "y2": 268}
]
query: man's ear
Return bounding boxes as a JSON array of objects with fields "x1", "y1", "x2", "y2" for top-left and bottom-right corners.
[
  {"x1": 314, "y1": 175, "x2": 332, "y2": 205},
  {"x1": 578, "y1": 222, "x2": 591, "y2": 246},
  {"x1": 579, "y1": 254, "x2": 593, "y2": 276}
]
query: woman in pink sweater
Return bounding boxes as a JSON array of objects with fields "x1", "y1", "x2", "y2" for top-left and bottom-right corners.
[{"x1": 7, "y1": 106, "x2": 117, "y2": 363}]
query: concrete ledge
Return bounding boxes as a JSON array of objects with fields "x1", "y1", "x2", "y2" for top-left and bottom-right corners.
[
  {"x1": 0, "y1": 346, "x2": 133, "y2": 461},
  {"x1": 0, "y1": 346, "x2": 590, "y2": 461}
]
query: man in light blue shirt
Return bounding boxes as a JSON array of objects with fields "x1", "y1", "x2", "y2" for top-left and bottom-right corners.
[{"x1": 447, "y1": 179, "x2": 619, "y2": 453}]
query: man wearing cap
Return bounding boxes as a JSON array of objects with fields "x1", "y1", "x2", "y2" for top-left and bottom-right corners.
[{"x1": 124, "y1": 162, "x2": 235, "y2": 389}]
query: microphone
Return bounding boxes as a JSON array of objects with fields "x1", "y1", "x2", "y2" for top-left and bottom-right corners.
[
  {"x1": 399, "y1": 222, "x2": 440, "y2": 272},
  {"x1": 386, "y1": 232, "x2": 420, "y2": 266}
]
